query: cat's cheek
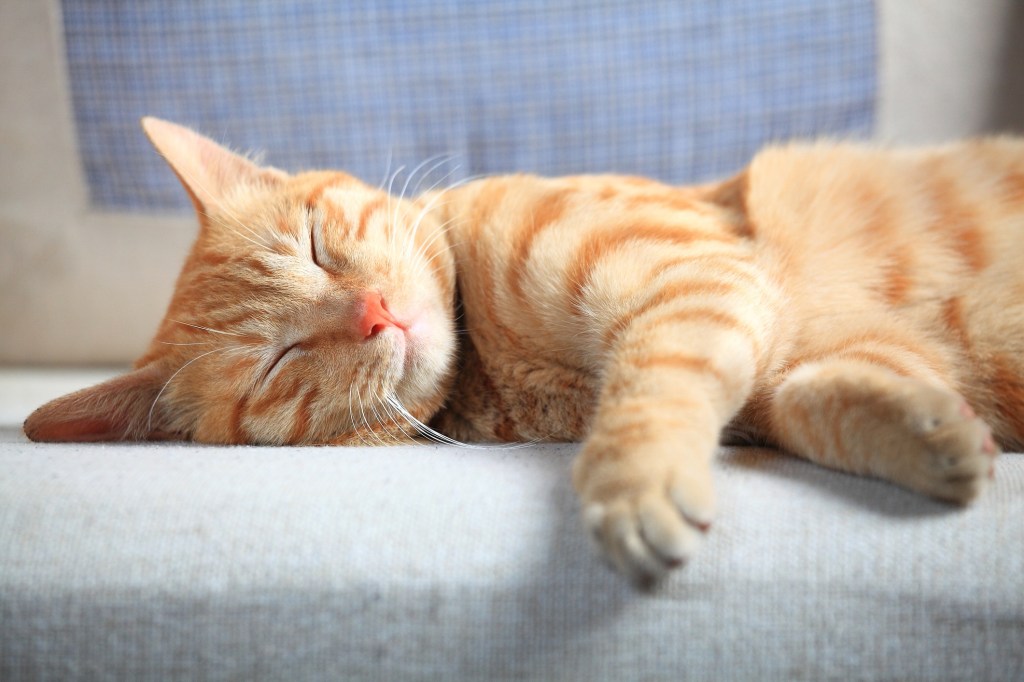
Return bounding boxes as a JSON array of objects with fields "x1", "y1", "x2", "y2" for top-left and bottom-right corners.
[
  {"x1": 405, "y1": 317, "x2": 432, "y2": 345},
  {"x1": 401, "y1": 327, "x2": 436, "y2": 378},
  {"x1": 390, "y1": 332, "x2": 410, "y2": 373},
  {"x1": 399, "y1": 316, "x2": 455, "y2": 400}
]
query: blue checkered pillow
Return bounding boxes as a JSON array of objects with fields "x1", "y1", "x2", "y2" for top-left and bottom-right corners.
[{"x1": 62, "y1": 0, "x2": 876, "y2": 211}]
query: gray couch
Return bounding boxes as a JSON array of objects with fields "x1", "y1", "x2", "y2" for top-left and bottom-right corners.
[
  {"x1": 2, "y1": 2, "x2": 1023, "y2": 679},
  {"x1": 3, "y1": 370, "x2": 1023, "y2": 680}
]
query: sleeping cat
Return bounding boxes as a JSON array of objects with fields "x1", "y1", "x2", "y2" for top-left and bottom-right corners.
[{"x1": 25, "y1": 118, "x2": 1022, "y2": 583}]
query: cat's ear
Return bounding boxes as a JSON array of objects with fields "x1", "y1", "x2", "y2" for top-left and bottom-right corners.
[
  {"x1": 23, "y1": 365, "x2": 177, "y2": 442},
  {"x1": 140, "y1": 116, "x2": 287, "y2": 216}
]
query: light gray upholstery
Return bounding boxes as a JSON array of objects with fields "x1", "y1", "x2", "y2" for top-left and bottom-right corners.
[{"x1": 2, "y1": 371, "x2": 1022, "y2": 680}]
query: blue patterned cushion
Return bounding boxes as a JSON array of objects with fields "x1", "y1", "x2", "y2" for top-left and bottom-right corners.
[{"x1": 62, "y1": 0, "x2": 876, "y2": 211}]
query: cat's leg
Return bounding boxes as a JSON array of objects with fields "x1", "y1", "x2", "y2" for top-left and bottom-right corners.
[
  {"x1": 572, "y1": 306, "x2": 762, "y2": 584},
  {"x1": 770, "y1": 359, "x2": 999, "y2": 503}
]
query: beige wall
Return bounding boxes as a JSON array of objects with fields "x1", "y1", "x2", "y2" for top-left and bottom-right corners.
[
  {"x1": 877, "y1": 0, "x2": 1024, "y2": 142},
  {"x1": 1, "y1": 1, "x2": 194, "y2": 364},
  {"x1": 2, "y1": 0, "x2": 1023, "y2": 365}
]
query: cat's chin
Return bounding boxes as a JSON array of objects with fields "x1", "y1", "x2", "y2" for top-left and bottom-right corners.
[{"x1": 389, "y1": 310, "x2": 455, "y2": 411}]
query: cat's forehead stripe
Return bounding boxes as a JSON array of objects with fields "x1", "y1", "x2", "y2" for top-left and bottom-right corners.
[
  {"x1": 355, "y1": 196, "x2": 388, "y2": 240},
  {"x1": 301, "y1": 172, "x2": 357, "y2": 210}
]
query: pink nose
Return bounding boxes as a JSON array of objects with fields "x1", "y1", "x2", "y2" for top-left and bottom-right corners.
[{"x1": 359, "y1": 292, "x2": 403, "y2": 339}]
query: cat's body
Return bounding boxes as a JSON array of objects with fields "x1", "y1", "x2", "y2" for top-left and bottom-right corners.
[
  {"x1": 26, "y1": 119, "x2": 1021, "y2": 583},
  {"x1": 437, "y1": 142, "x2": 1024, "y2": 447}
]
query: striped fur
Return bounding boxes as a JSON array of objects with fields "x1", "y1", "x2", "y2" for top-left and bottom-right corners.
[{"x1": 25, "y1": 120, "x2": 1024, "y2": 583}]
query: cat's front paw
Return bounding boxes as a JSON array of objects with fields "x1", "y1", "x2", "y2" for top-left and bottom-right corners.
[{"x1": 572, "y1": 443, "x2": 715, "y2": 586}]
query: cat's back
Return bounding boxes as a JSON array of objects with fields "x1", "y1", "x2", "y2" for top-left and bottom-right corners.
[
  {"x1": 736, "y1": 138, "x2": 1024, "y2": 428},
  {"x1": 741, "y1": 137, "x2": 1024, "y2": 307},
  {"x1": 744, "y1": 136, "x2": 1024, "y2": 254}
]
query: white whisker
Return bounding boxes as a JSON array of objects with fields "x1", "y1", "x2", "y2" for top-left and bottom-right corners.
[
  {"x1": 200, "y1": 210, "x2": 273, "y2": 251},
  {"x1": 346, "y1": 381, "x2": 362, "y2": 444},
  {"x1": 412, "y1": 154, "x2": 458, "y2": 197},
  {"x1": 367, "y1": 394, "x2": 389, "y2": 438},
  {"x1": 399, "y1": 153, "x2": 453, "y2": 207},
  {"x1": 403, "y1": 171, "x2": 488, "y2": 260},
  {"x1": 410, "y1": 219, "x2": 458, "y2": 273},
  {"x1": 409, "y1": 223, "x2": 465, "y2": 289},
  {"x1": 355, "y1": 385, "x2": 384, "y2": 446},
  {"x1": 376, "y1": 391, "x2": 405, "y2": 441},
  {"x1": 404, "y1": 171, "x2": 463, "y2": 261},
  {"x1": 385, "y1": 393, "x2": 543, "y2": 450},
  {"x1": 385, "y1": 164, "x2": 407, "y2": 249},
  {"x1": 170, "y1": 319, "x2": 244, "y2": 337},
  {"x1": 377, "y1": 146, "x2": 394, "y2": 192},
  {"x1": 146, "y1": 345, "x2": 242, "y2": 433},
  {"x1": 158, "y1": 340, "x2": 216, "y2": 347}
]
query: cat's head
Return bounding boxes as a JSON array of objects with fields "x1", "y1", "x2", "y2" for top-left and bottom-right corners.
[{"x1": 24, "y1": 118, "x2": 458, "y2": 444}]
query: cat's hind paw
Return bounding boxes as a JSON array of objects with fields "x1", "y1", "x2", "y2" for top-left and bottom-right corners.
[
  {"x1": 776, "y1": 362, "x2": 1000, "y2": 506},
  {"x1": 896, "y1": 387, "x2": 999, "y2": 504}
]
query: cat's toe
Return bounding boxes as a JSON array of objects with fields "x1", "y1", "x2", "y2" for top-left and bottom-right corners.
[
  {"x1": 667, "y1": 471, "x2": 717, "y2": 531},
  {"x1": 584, "y1": 502, "x2": 671, "y2": 584},
  {"x1": 903, "y1": 389, "x2": 999, "y2": 504},
  {"x1": 920, "y1": 432, "x2": 995, "y2": 504},
  {"x1": 638, "y1": 491, "x2": 707, "y2": 564},
  {"x1": 577, "y1": 464, "x2": 715, "y2": 585},
  {"x1": 584, "y1": 494, "x2": 704, "y2": 586},
  {"x1": 573, "y1": 437, "x2": 719, "y2": 584}
]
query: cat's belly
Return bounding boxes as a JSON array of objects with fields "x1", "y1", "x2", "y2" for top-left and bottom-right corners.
[{"x1": 429, "y1": 342, "x2": 598, "y2": 443}]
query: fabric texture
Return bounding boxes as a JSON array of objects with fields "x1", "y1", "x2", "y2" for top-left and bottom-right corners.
[
  {"x1": 1, "y1": 370, "x2": 1023, "y2": 681},
  {"x1": 61, "y1": 0, "x2": 876, "y2": 211}
]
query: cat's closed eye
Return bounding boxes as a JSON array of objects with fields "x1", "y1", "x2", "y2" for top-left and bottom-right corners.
[
  {"x1": 309, "y1": 221, "x2": 324, "y2": 269},
  {"x1": 264, "y1": 343, "x2": 303, "y2": 384}
]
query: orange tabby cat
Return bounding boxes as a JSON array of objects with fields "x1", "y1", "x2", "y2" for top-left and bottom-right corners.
[{"x1": 26, "y1": 118, "x2": 1022, "y2": 583}]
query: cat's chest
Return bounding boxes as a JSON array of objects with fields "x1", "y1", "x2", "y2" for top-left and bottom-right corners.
[{"x1": 431, "y1": 338, "x2": 599, "y2": 443}]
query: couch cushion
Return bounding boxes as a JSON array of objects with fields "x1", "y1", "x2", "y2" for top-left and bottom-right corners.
[
  {"x1": 2, "y1": 369, "x2": 1021, "y2": 680},
  {"x1": 61, "y1": 0, "x2": 876, "y2": 211}
]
